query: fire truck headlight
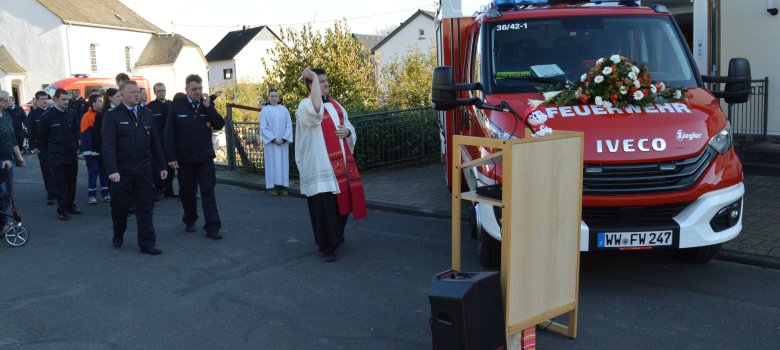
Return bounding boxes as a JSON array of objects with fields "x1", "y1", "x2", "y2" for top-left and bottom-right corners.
[{"x1": 708, "y1": 122, "x2": 733, "y2": 155}]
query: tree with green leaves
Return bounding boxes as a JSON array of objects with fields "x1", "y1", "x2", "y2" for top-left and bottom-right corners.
[
  {"x1": 380, "y1": 45, "x2": 436, "y2": 110},
  {"x1": 261, "y1": 20, "x2": 380, "y2": 115}
]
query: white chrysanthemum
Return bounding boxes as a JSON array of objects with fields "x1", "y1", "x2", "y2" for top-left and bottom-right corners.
[
  {"x1": 619, "y1": 86, "x2": 628, "y2": 95},
  {"x1": 574, "y1": 90, "x2": 581, "y2": 98},
  {"x1": 610, "y1": 55, "x2": 621, "y2": 64},
  {"x1": 597, "y1": 58, "x2": 605, "y2": 65},
  {"x1": 543, "y1": 91, "x2": 562, "y2": 100},
  {"x1": 650, "y1": 85, "x2": 657, "y2": 93},
  {"x1": 581, "y1": 73, "x2": 587, "y2": 82},
  {"x1": 634, "y1": 90, "x2": 645, "y2": 100},
  {"x1": 602, "y1": 66, "x2": 613, "y2": 75},
  {"x1": 657, "y1": 82, "x2": 666, "y2": 92},
  {"x1": 602, "y1": 101, "x2": 613, "y2": 109},
  {"x1": 594, "y1": 96, "x2": 603, "y2": 106},
  {"x1": 633, "y1": 80, "x2": 641, "y2": 88},
  {"x1": 628, "y1": 71, "x2": 637, "y2": 80},
  {"x1": 631, "y1": 66, "x2": 640, "y2": 74},
  {"x1": 594, "y1": 75, "x2": 604, "y2": 84},
  {"x1": 674, "y1": 90, "x2": 682, "y2": 99}
]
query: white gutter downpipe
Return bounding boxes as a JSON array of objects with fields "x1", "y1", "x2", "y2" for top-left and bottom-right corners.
[{"x1": 65, "y1": 22, "x2": 73, "y2": 76}]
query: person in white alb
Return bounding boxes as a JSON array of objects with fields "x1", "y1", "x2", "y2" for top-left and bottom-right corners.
[
  {"x1": 295, "y1": 67, "x2": 366, "y2": 262},
  {"x1": 260, "y1": 89, "x2": 293, "y2": 196}
]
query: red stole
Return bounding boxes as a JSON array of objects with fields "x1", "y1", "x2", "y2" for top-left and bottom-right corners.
[{"x1": 321, "y1": 98, "x2": 367, "y2": 220}]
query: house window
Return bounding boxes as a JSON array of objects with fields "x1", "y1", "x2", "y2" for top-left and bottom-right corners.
[
  {"x1": 89, "y1": 44, "x2": 98, "y2": 72},
  {"x1": 223, "y1": 68, "x2": 233, "y2": 80},
  {"x1": 125, "y1": 47, "x2": 132, "y2": 73},
  {"x1": 418, "y1": 29, "x2": 425, "y2": 39}
]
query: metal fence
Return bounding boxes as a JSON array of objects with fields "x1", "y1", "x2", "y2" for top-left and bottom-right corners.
[
  {"x1": 217, "y1": 104, "x2": 439, "y2": 174},
  {"x1": 728, "y1": 77, "x2": 769, "y2": 140}
]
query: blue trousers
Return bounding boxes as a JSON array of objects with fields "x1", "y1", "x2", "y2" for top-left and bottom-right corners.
[{"x1": 85, "y1": 155, "x2": 109, "y2": 198}]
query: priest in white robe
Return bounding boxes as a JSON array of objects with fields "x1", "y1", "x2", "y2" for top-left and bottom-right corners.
[{"x1": 260, "y1": 89, "x2": 293, "y2": 195}]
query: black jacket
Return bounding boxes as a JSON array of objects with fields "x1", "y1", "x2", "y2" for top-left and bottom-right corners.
[
  {"x1": 164, "y1": 97, "x2": 225, "y2": 163},
  {"x1": 38, "y1": 107, "x2": 80, "y2": 164},
  {"x1": 7, "y1": 105, "x2": 26, "y2": 134},
  {"x1": 68, "y1": 97, "x2": 88, "y2": 121},
  {"x1": 26, "y1": 108, "x2": 47, "y2": 150},
  {"x1": 102, "y1": 103, "x2": 165, "y2": 175},
  {"x1": 147, "y1": 99, "x2": 171, "y2": 137}
]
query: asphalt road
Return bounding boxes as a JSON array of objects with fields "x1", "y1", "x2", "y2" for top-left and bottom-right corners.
[{"x1": 1, "y1": 158, "x2": 778, "y2": 349}]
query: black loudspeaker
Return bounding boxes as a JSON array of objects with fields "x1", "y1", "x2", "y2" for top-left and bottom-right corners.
[{"x1": 429, "y1": 270, "x2": 506, "y2": 350}]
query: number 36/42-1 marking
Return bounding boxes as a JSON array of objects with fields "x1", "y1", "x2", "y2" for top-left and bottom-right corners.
[{"x1": 496, "y1": 23, "x2": 528, "y2": 31}]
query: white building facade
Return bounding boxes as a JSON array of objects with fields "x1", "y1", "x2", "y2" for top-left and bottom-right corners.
[
  {"x1": 372, "y1": 10, "x2": 436, "y2": 70},
  {"x1": 206, "y1": 26, "x2": 280, "y2": 88}
]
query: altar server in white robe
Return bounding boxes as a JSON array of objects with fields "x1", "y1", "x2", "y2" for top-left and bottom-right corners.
[{"x1": 260, "y1": 89, "x2": 293, "y2": 196}]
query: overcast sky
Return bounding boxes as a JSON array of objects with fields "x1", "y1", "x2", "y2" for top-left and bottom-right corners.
[{"x1": 119, "y1": 0, "x2": 484, "y2": 52}]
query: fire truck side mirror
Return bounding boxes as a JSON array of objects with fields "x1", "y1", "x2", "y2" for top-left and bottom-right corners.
[
  {"x1": 432, "y1": 66, "x2": 483, "y2": 111},
  {"x1": 701, "y1": 58, "x2": 752, "y2": 104},
  {"x1": 724, "y1": 58, "x2": 751, "y2": 104}
]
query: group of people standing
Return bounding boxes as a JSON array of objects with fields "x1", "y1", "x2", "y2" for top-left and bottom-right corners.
[{"x1": 2, "y1": 66, "x2": 366, "y2": 262}]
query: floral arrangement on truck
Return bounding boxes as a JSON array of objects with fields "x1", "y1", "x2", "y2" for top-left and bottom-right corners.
[{"x1": 530, "y1": 54, "x2": 687, "y2": 110}]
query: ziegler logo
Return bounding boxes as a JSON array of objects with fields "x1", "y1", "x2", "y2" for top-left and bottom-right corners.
[
  {"x1": 676, "y1": 130, "x2": 703, "y2": 141},
  {"x1": 596, "y1": 138, "x2": 667, "y2": 153}
]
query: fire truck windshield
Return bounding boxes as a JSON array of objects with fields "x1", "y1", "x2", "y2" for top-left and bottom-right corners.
[{"x1": 489, "y1": 15, "x2": 697, "y2": 93}]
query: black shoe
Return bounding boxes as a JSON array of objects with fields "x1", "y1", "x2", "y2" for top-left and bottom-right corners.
[
  {"x1": 207, "y1": 232, "x2": 223, "y2": 240},
  {"x1": 321, "y1": 252, "x2": 336, "y2": 262},
  {"x1": 112, "y1": 236, "x2": 123, "y2": 248},
  {"x1": 47, "y1": 198, "x2": 55, "y2": 205},
  {"x1": 164, "y1": 192, "x2": 179, "y2": 198},
  {"x1": 140, "y1": 247, "x2": 162, "y2": 255},
  {"x1": 67, "y1": 208, "x2": 83, "y2": 215},
  {"x1": 185, "y1": 225, "x2": 197, "y2": 233},
  {"x1": 57, "y1": 212, "x2": 70, "y2": 221}
]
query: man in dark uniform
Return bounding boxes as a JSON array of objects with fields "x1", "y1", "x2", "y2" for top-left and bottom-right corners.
[
  {"x1": 26, "y1": 91, "x2": 56, "y2": 204},
  {"x1": 6, "y1": 96, "x2": 27, "y2": 152},
  {"x1": 102, "y1": 80, "x2": 167, "y2": 255},
  {"x1": 68, "y1": 89, "x2": 88, "y2": 126},
  {"x1": 38, "y1": 89, "x2": 81, "y2": 220},
  {"x1": 147, "y1": 82, "x2": 176, "y2": 200},
  {"x1": 165, "y1": 74, "x2": 224, "y2": 240}
]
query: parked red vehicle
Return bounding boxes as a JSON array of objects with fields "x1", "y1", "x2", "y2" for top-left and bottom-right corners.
[
  {"x1": 433, "y1": 0, "x2": 752, "y2": 266},
  {"x1": 44, "y1": 76, "x2": 151, "y2": 101}
]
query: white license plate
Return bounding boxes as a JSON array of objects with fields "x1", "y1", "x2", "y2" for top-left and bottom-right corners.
[{"x1": 597, "y1": 230, "x2": 673, "y2": 248}]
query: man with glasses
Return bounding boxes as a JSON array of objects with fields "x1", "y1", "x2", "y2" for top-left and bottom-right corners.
[{"x1": 148, "y1": 82, "x2": 176, "y2": 200}]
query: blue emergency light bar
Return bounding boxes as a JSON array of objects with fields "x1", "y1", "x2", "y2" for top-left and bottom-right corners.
[{"x1": 491, "y1": 0, "x2": 640, "y2": 10}]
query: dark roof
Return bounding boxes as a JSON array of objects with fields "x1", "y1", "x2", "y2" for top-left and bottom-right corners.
[
  {"x1": 352, "y1": 34, "x2": 386, "y2": 51},
  {"x1": 135, "y1": 34, "x2": 201, "y2": 67},
  {"x1": 0, "y1": 46, "x2": 26, "y2": 74},
  {"x1": 37, "y1": 0, "x2": 162, "y2": 33},
  {"x1": 205, "y1": 26, "x2": 280, "y2": 62},
  {"x1": 372, "y1": 10, "x2": 435, "y2": 51}
]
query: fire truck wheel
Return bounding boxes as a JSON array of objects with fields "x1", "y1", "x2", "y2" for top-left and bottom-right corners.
[
  {"x1": 679, "y1": 243, "x2": 722, "y2": 262},
  {"x1": 476, "y1": 226, "x2": 501, "y2": 268}
]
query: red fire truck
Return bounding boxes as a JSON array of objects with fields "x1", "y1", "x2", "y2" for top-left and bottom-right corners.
[{"x1": 433, "y1": 0, "x2": 752, "y2": 266}]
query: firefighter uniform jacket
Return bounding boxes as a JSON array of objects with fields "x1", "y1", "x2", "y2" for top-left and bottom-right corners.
[
  {"x1": 102, "y1": 104, "x2": 166, "y2": 175},
  {"x1": 38, "y1": 107, "x2": 80, "y2": 164},
  {"x1": 26, "y1": 108, "x2": 47, "y2": 150},
  {"x1": 164, "y1": 97, "x2": 225, "y2": 163},
  {"x1": 147, "y1": 99, "x2": 171, "y2": 139}
]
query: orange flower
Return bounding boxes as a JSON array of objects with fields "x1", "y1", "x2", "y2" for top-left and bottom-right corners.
[
  {"x1": 579, "y1": 95, "x2": 589, "y2": 104},
  {"x1": 610, "y1": 94, "x2": 618, "y2": 102}
]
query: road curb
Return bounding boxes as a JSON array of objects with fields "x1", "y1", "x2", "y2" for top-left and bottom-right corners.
[{"x1": 717, "y1": 249, "x2": 780, "y2": 270}]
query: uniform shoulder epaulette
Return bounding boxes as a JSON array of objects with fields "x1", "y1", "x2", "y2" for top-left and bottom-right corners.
[
  {"x1": 140, "y1": 105, "x2": 152, "y2": 113},
  {"x1": 107, "y1": 106, "x2": 117, "y2": 112}
]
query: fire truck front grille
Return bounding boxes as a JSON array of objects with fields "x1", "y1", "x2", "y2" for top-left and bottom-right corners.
[
  {"x1": 582, "y1": 202, "x2": 692, "y2": 224},
  {"x1": 582, "y1": 147, "x2": 716, "y2": 195}
]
